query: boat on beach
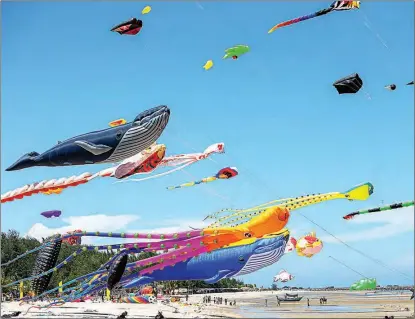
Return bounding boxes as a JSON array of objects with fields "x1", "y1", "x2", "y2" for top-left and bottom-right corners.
[{"x1": 276, "y1": 293, "x2": 303, "y2": 302}]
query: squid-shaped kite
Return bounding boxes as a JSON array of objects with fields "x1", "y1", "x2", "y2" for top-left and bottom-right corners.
[
  {"x1": 268, "y1": 1, "x2": 360, "y2": 33},
  {"x1": 167, "y1": 167, "x2": 238, "y2": 190},
  {"x1": 205, "y1": 182, "x2": 374, "y2": 228},
  {"x1": 1, "y1": 143, "x2": 225, "y2": 204}
]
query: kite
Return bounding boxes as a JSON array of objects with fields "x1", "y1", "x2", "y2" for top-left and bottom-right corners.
[
  {"x1": 350, "y1": 278, "x2": 376, "y2": 290},
  {"x1": 205, "y1": 182, "x2": 374, "y2": 227},
  {"x1": 223, "y1": 45, "x2": 250, "y2": 60},
  {"x1": 26, "y1": 229, "x2": 289, "y2": 301},
  {"x1": 121, "y1": 230, "x2": 289, "y2": 288},
  {"x1": 62, "y1": 230, "x2": 83, "y2": 246},
  {"x1": 268, "y1": 1, "x2": 360, "y2": 33},
  {"x1": 1, "y1": 143, "x2": 225, "y2": 204},
  {"x1": 118, "y1": 142, "x2": 225, "y2": 183},
  {"x1": 5, "y1": 183, "x2": 373, "y2": 300},
  {"x1": 5, "y1": 105, "x2": 170, "y2": 172},
  {"x1": 166, "y1": 167, "x2": 238, "y2": 190},
  {"x1": 273, "y1": 270, "x2": 294, "y2": 283},
  {"x1": 142, "y1": 6, "x2": 151, "y2": 14},
  {"x1": 343, "y1": 201, "x2": 414, "y2": 220},
  {"x1": 107, "y1": 254, "x2": 128, "y2": 290},
  {"x1": 40, "y1": 210, "x2": 61, "y2": 219},
  {"x1": 111, "y1": 18, "x2": 143, "y2": 35},
  {"x1": 284, "y1": 237, "x2": 297, "y2": 253},
  {"x1": 294, "y1": 232, "x2": 323, "y2": 258},
  {"x1": 109, "y1": 119, "x2": 127, "y2": 127},
  {"x1": 4, "y1": 206, "x2": 291, "y2": 293},
  {"x1": 203, "y1": 60, "x2": 213, "y2": 70},
  {"x1": 31, "y1": 238, "x2": 62, "y2": 295},
  {"x1": 407, "y1": 81, "x2": 414, "y2": 86},
  {"x1": 333, "y1": 73, "x2": 363, "y2": 94},
  {"x1": 385, "y1": 84, "x2": 396, "y2": 91}
]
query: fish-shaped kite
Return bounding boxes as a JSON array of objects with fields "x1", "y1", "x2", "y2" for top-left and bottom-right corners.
[
  {"x1": 268, "y1": 1, "x2": 360, "y2": 33},
  {"x1": 167, "y1": 167, "x2": 238, "y2": 190}
]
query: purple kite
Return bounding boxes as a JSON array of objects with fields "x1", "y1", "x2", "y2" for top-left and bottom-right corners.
[{"x1": 41, "y1": 210, "x2": 62, "y2": 218}]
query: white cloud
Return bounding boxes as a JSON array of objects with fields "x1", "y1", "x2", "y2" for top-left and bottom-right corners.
[
  {"x1": 26, "y1": 214, "x2": 140, "y2": 244},
  {"x1": 321, "y1": 206, "x2": 414, "y2": 244}
]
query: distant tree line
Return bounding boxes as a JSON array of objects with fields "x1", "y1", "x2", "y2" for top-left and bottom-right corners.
[{"x1": 1, "y1": 229, "x2": 245, "y2": 295}]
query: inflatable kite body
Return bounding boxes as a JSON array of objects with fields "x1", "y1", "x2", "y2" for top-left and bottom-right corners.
[
  {"x1": 62, "y1": 230, "x2": 82, "y2": 246},
  {"x1": 207, "y1": 182, "x2": 374, "y2": 227},
  {"x1": 31, "y1": 238, "x2": 62, "y2": 295},
  {"x1": 122, "y1": 230, "x2": 289, "y2": 288},
  {"x1": 111, "y1": 18, "x2": 143, "y2": 35},
  {"x1": 350, "y1": 278, "x2": 376, "y2": 290},
  {"x1": 223, "y1": 45, "x2": 250, "y2": 60},
  {"x1": 107, "y1": 254, "x2": 128, "y2": 290},
  {"x1": 273, "y1": 269, "x2": 294, "y2": 283},
  {"x1": 40, "y1": 210, "x2": 61, "y2": 218},
  {"x1": 333, "y1": 73, "x2": 363, "y2": 94},
  {"x1": 268, "y1": 1, "x2": 360, "y2": 33},
  {"x1": 167, "y1": 167, "x2": 238, "y2": 190},
  {"x1": 385, "y1": 84, "x2": 397, "y2": 91},
  {"x1": 5, "y1": 105, "x2": 170, "y2": 172},
  {"x1": 294, "y1": 232, "x2": 323, "y2": 258}
]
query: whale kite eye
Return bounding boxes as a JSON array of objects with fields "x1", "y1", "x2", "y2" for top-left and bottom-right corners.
[
  {"x1": 244, "y1": 233, "x2": 252, "y2": 238},
  {"x1": 238, "y1": 256, "x2": 245, "y2": 262},
  {"x1": 116, "y1": 130, "x2": 123, "y2": 140}
]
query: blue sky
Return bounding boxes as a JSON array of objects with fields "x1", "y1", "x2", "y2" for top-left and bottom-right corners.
[{"x1": 1, "y1": 2, "x2": 414, "y2": 288}]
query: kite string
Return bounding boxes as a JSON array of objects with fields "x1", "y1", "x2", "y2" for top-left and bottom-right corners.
[
  {"x1": 328, "y1": 255, "x2": 368, "y2": 279},
  {"x1": 298, "y1": 211, "x2": 413, "y2": 280}
]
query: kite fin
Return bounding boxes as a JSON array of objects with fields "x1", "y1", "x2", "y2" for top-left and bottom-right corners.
[
  {"x1": 5, "y1": 151, "x2": 40, "y2": 171},
  {"x1": 344, "y1": 182, "x2": 374, "y2": 201},
  {"x1": 204, "y1": 270, "x2": 232, "y2": 284},
  {"x1": 74, "y1": 141, "x2": 113, "y2": 156}
]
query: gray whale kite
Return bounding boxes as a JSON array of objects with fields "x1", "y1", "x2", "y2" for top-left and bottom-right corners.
[{"x1": 6, "y1": 105, "x2": 170, "y2": 172}]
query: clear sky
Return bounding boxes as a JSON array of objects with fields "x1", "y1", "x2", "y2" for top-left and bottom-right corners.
[{"x1": 1, "y1": 1, "x2": 414, "y2": 288}]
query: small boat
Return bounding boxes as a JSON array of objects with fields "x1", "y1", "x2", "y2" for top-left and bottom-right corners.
[{"x1": 276, "y1": 293, "x2": 303, "y2": 302}]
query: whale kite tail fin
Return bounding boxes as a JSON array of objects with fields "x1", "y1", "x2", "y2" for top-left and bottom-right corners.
[
  {"x1": 5, "y1": 151, "x2": 40, "y2": 171},
  {"x1": 343, "y1": 182, "x2": 374, "y2": 201}
]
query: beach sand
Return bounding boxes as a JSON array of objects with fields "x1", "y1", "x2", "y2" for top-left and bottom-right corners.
[{"x1": 1, "y1": 291, "x2": 414, "y2": 318}]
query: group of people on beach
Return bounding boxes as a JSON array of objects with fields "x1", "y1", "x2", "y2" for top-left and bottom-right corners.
[{"x1": 202, "y1": 295, "x2": 236, "y2": 306}]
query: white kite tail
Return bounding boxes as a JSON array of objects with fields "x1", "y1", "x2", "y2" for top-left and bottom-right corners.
[{"x1": 1, "y1": 168, "x2": 114, "y2": 204}]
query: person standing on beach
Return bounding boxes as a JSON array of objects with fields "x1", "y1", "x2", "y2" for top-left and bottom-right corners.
[
  {"x1": 265, "y1": 299, "x2": 268, "y2": 307},
  {"x1": 307, "y1": 298, "x2": 310, "y2": 307}
]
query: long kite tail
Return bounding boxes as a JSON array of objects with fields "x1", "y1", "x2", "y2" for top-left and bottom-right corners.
[
  {"x1": 207, "y1": 182, "x2": 374, "y2": 227},
  {"x1": 268, "y1": 7, "x2": 333, "y2": 33},
  {"x1": 343, "y1": 201, "x2": 414, "y2": 220},
  {"x1": 167, "y1": 176, "x2": 217, "y2": 190},
  {"x1": 0, "y1": 170, "x2": 113, "y2": 204}
]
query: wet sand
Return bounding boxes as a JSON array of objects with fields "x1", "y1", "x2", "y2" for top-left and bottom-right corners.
[{"x1": 1, "y1": 290, "x2": 413, "y2": 318}]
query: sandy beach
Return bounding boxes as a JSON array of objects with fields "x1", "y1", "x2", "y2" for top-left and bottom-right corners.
[{"x1": 2, "y1": 291, "x2": 414, "y2": 318}]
